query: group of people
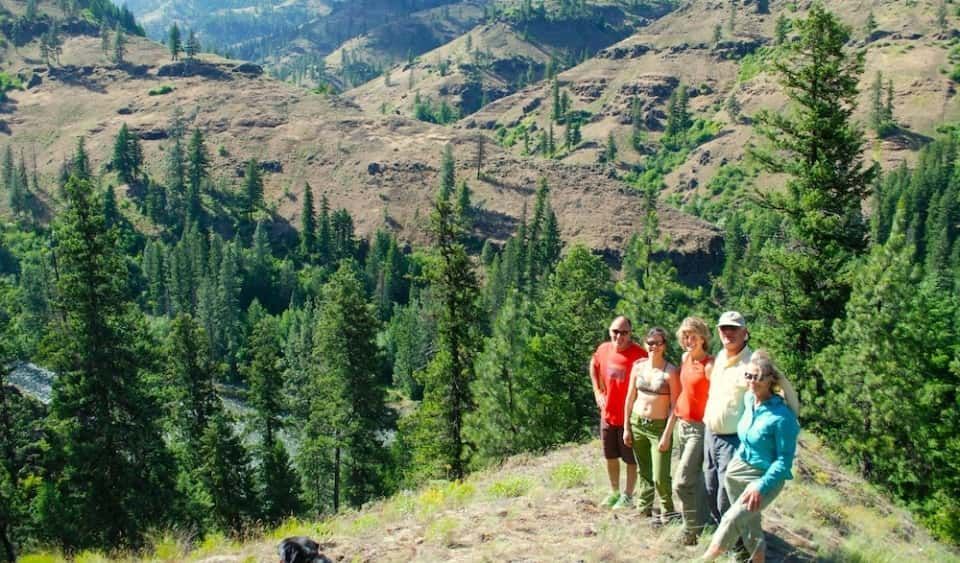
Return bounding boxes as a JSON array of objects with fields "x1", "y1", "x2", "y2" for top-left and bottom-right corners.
[{"x1": 589, "y1": 312, "x2": 800, "y2": 562}]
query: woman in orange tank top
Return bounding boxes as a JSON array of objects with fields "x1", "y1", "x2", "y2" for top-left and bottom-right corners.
[{"x1": 673, "y1": 316, "x2": 715, "y2": 545}]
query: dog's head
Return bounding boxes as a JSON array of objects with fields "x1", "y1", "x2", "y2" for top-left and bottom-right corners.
[{"x1": 278, "y1": 536, "x2": 332, "y2": 563}]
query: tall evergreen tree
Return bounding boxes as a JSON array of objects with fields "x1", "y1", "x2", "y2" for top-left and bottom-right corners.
[
  {"x1": 243, "y1": 159, "x2": 263, "y2": 217},
  {"x1": 402, "y1": 149, "x2": 481, "y2": 482},
  {"x1": 244, "y1": 315, "x2": 301, "y2": 522},
  {"x1": 186, "y1": 128, "x2": 209, "y2": 221},
  {"x1": 112, "y1": 123, "x2": 143, "y2": 184},
  {"x1": 39, "y1": 176, "x2": 175, "y2": 550},
  {"x1": 299, "y1": 182, "x2": 317, "y2": 260},
  {"x1": 748, "y1": 3, "x2": 877, "y2": 416},
  {"x1": 112, "y1": 25, "x2": 126, "y2": 64},
  {"x1": 300, "y1": 262, "x2": 391, "y2": 512},
  {"x1": 168, "y1": 23, "x2": 182, "y2": 61}
]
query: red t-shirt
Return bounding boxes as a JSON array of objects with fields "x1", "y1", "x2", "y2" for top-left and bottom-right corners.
[
  {"x1": 675, "y1": 353, "x2": 713, "y2": 422},
  {"x1": 592, "y1": 341, "x2": 647, "y2": 426}
]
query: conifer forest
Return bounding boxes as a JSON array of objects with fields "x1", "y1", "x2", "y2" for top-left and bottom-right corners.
[{"x1": 0, "y1": 0, "x2": 959, "y2": 560}]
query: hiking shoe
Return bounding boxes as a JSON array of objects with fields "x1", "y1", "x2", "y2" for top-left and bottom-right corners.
[
  {"x1": 612, "y1": 493, "x2": 634, "y2": 510},
  {"x1": 682, "y1": 529, "x2": 699, "y2": 546},
  {"x1": 600, "y1": 492, "x2": 621, "y2": 508}
]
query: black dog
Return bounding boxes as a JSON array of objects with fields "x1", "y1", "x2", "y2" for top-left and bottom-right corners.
[{"x1": 278, "y1": 536, "x2": 333, "y2": 563}]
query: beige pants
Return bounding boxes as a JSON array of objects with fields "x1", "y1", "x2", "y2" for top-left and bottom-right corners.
[
  {"x1": 713, "y1": 457, "x2": 784, "y2": 556},
  {"x1": 673, "y1": 419, "x2": 706, "y2": 534}
]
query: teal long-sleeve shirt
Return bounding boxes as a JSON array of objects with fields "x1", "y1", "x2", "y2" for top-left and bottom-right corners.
[{"x1": 736, "y1": 393, "x2": 800, "y2": 496}]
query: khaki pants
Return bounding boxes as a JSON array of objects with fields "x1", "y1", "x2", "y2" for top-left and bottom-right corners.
[
  {"x1": 629, "y1": 413, "x2": 673, "y2": 514},
  {"x1": 673, "y1": 419, "x2": 706, "y2": 534},
  {"x1": 713, "y1": 457, "x2": 784, "y2": 556}
]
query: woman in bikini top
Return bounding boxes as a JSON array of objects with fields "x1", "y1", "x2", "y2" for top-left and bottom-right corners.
[{"x1": 625, "y1": 328, "x2": 679, "y2": 422}]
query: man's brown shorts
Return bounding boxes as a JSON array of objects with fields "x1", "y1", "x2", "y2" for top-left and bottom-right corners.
[{"x1": 601, "y1": 419, "x2": 636, "y2": 464}]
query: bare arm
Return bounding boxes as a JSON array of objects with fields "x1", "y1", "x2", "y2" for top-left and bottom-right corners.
[
  {"x1": 659, "y1": 365, "x2": 681, "y2": 452},
  {"x1": 590, "y1": 358, "x2": 606, "y2": 410},
  {"x1": 623, "y1": 367, "x2": 639, "y2": 447}
]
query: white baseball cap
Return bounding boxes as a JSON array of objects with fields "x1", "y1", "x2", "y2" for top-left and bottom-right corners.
[{"x1": 717, "y1": 311, "x2": 746, "y2": 328}]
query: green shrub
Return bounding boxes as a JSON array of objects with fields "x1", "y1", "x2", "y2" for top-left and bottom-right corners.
[
  {"x1": 549, "y1": 462, "x2": 590, "y2": 489},
  {"x1": 148, "y1": 84, "x2": 175, "y2": 96},
  {"x1": 487, "y1": 476, "x2": 533, "y2": 498}
]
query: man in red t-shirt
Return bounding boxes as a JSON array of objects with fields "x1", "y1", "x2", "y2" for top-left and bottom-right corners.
[{"x1": 590, "y1": 315, "x2": 648, "y2": 508}]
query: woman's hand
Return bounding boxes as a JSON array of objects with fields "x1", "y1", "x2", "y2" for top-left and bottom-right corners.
[
  {"x1": 657, "y1": 435, "x2": 671, "y2": 453},
  {"x1": 623, "y1": 431, "x2": 633, "y2": 447},
  {"x1": 742, "y1": 485, "x2": 763, "y2": 512}
]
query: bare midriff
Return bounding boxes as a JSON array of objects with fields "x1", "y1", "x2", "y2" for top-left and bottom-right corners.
[{"x1": 631, "y1": 362, "x2": 672, "y2": 420}]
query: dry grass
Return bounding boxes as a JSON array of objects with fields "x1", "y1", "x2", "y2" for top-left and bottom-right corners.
[{"x1": 22, "y1": 431, "x2": 957, "y2": 562}]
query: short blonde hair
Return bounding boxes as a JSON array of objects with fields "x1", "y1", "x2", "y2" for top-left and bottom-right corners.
[{"x1": 676, "y1": 316, "x2": 711, "y2": 353}]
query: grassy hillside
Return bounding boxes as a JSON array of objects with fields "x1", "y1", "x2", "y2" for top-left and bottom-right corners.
[{"x1": 19, "y1": 433, "x2": 959, "y2": 562}]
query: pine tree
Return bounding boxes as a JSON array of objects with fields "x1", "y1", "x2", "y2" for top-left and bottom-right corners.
[
  {"x1": 403, "y1": 149, "x2": 481, "y2": 482},
  {"x1": 100, "y1": 24, "x2": 110, "y2": 56},
  {"x1": 185, "y1": 30, "x2": 200, "y2": 62},
  {"x1": 775, "y1": 15, "x2": 790, "y2": 45},
  {"x1": 244, "y1": 315, "x2": 301, "y2": 522},
  {"x1": 243, "y1": 159, "x2": 263, "y2": 216},
  {"x1": 815, "y1": 210, "x2": 960, "y2": 532},
  {"x1": 72, "y1": 137, "x2": 91, "y2": 182},
  {"x1": 300, "y1": 262, "x2": 391, "y2": 512},
  {"x1": 112, "y1": 123, "x2": 143, "y2": 184},
  {"x1": 300, "y1": 182, "x2": 317, "y2": 260},
  {"x1": 186, "y1": 129, "x2": 208, "y2": 221},
  {"x1": 464, "y1": 291, "x2": 531, "y2": 463},
  {"x1": 523, "y1": 246, "x2": 611, "y2": 447},
  {"x1": 168, "y1": 23, "x2": 182, "y2": 61},
  {"x1": 112, "y1": 25, "x2": 126, "y2": 65},
  {"x1": 664, "y1": 84, "x2": 691, "y2": 145},
  {"x1": 317, "y1": 195, "x2": 332, "y2": 266},
  {"x1": 749, "y1": 4, "x2": 877, "y2": 417},
  {"x1": 41, "y1": 176, "x2": 175, "y2": 550},
  {"x1": 864, "y1": 11, "x2": 877, "y2": 38},
  {"x1": 1, "y1": 147, "x2": 13, "y2": 195},
  {"x1": 198, "y1": 411, "x2": 256, "y2": 532}
]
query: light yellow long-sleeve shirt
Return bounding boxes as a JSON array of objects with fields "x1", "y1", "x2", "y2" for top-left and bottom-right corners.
[{"x1": 703, "y1": 345, "x2": 752, "y2": 435}]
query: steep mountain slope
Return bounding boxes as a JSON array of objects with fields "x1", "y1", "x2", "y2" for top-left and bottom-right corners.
[
  {"x1": 467, "y1": 0, "x2": 960, "y2": 206},
  {"x1": 343, "y1": 0, "x2": 674, "y2": 118},
  {"x1": 33, "y1": 434, "x2": 956, "y2": 561},
  {"x1": 0, "y1": 17, "x2": 721, "y2": 279}
]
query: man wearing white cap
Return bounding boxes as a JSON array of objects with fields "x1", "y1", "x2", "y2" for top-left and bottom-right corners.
[{"x1": 702, "y1": 311, "x2": 752, "y2": 525}]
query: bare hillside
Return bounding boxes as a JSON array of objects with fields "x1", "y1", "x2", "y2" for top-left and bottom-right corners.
[
  {"x1": 467, "y1": 0, "x2": 960, "y2": 204},
  {"x1": 0, "y1": 23, "x2": 721, "y2": 279}
]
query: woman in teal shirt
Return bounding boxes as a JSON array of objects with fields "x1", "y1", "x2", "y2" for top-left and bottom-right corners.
[{"x1": 703, "y1": 349, "x2": 800, "y2": 563}]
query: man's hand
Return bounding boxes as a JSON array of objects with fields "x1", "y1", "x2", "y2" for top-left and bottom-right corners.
[
  {"x1": 623, "y1": 430, "x2": 633, "y2": 447},
  {"x1": 742, "y1": 485, "x2": 763, "y2": 512},
  {"x1": 594, "y1": 392, "x2": 606, "y2": 410}
]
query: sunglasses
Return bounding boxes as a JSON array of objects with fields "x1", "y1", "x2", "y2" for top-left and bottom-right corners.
[
  {"x1": 611, "y1": 329, "x2": 631, "y2": 336},
  {"x1": 645, "y1": 340, "x2": 664, "y2": 347},
  {"x1": 744, "y1": 371, "x2": 767, "y2": 381}
]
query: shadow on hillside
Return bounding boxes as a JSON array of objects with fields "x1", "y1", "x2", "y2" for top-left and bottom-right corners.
[
  {"x1": 0, "y1": 96, "x2": 18, "y2": 117},
  {"x1": 473, "y1": 208, "x2": 520, "y2": 241},
  {"x1": 883, "y1": 126, "x2": 933, "y2": 151},
  {"x1": 47, "y1": 66, "x2": 106, "y2": 94},
  {"x1": 766, "y1": 532, "x2": 816, "y2": 562}
]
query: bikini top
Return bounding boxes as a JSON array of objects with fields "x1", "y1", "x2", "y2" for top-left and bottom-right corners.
[{"x1": 635, "y1": 359, "x2": 674, "y2": 396}]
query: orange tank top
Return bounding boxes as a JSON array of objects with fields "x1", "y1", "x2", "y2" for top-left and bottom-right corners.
[{"x1": 675, "y1": 353, "x2": 713, "y2": 422}]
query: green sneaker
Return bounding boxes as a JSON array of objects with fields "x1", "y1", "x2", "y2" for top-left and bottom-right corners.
[
  {"x1": 600, "y1": 492, "x2": 621, "y2": 508},
  {"x1": 612, "y1": 493, "x2": 634, "y2": 510}
]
